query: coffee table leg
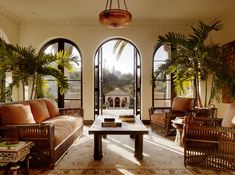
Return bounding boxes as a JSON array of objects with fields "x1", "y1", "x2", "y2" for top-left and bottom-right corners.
[
  {"x1": 134, "y1": 134, "x2": 143, "y2": 160},
  {"x1": 94, "y1": 134, "x2": 103, "y2": 160}
]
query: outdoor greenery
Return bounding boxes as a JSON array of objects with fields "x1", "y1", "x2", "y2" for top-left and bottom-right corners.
[
  {"x1": 102, "y1": 68, "x2": 134, "y2": 96},
  {"x1": 156, "y1": 20, "x2": 235, "y2": 107},
  {"x1": 0, "y1": 38, "x2": 73, "y2": 102},
  {"x1": 102, "y1": 68, "x2": 134, "y2": 107}
]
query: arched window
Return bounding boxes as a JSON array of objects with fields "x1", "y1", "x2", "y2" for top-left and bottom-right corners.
[
  {"x1": 40, "y1": 38, "x2": 82, "y2": 108},
  {"x1": 152, "y1": 45, "x2": 172, "y2": 107}
]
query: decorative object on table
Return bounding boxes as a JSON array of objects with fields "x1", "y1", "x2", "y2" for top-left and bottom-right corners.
[
  {"x1": 102, "y1": 117, "x2": 122, "y2": 127},
  {"x1": 99, "y1": 0, "x2": 132, "y2": 28},
  {"x1": 119, "y1": 115, "x2": 135, "y2": 122}
]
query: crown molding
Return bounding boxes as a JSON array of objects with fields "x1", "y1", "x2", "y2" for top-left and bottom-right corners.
[
  {"x1": 0, "y1": 8, "x2": 20, "y2": 25},
  {"x1": 20, "y1": 19, "x2": 199, "y2": 29}
]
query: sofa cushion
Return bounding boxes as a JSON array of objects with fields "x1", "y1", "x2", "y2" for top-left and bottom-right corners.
[
  {"x1": 172, "y1": 97, "x2": 194, "y2": 111},
  {"x1": 44, "y1": 99, "x2": 60, "y2": 117},
  {"x1": 0, "y1": 104, "x2": 35, "y2": 125},
  {"x1": 29, "y1": 100, "x2": 50, "y2": 123},
  {"x1": 221, "y1": 103, "x2": 235, "y2": 128},
  {"x1": 42, "y1": 115, "x2": 83, "y2": 146}
]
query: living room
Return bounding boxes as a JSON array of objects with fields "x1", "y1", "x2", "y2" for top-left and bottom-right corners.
[{"x1": 0, "y1": 0, "x2": 235, "y2": 174}]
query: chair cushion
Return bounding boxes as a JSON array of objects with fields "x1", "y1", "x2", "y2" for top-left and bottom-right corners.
[
  {"x1": 44, "y1": 99, "x2": 60, "y2": 117},
  {"x1": 172, "y1": 97, "x2": 193, "y2": 111},
  {"x1": 29, "y1": 100, "x2": 50, "y2": 123},
  {"x1": 150, "y1": 113, "x2": 166, "y2": 125},
  {"x1": 232, "y1": 115, "x2": 235, "y2": 125},
  {"x1": 0, "y1": 104, "x2": 35, "y2": 125},
  {"x1": 42, "y1": 115, "x2": 83, "y2": 146},
  {"x1": 221, "y1": 103, "x2": 235, "y2": 128}
]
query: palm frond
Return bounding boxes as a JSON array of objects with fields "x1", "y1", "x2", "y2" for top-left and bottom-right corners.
[{"x1": 113, "y1": 40, "x2": 128, "y2": 60}]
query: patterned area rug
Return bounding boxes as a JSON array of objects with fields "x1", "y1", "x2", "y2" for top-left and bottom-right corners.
[{"x1": 2, "y1": 126, "x2": 235, "y2": 175}]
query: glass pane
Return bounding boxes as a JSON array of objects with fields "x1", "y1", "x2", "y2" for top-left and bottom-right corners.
[
  {"x1": 154, "y1": 61, "x2": 166, "y2": 69},
  {"x1": 44, "y1": 80, "x2": 58, "y2": 99},
  {"x1": 44, "y1": 43, "x2": 58, "y2": 55},
  {"x1": 95, "y1": 68, "x2": 99, "y2": 89},
  {"x1": 137, "y1": 91, "x2": 141, "y2": 109},
  {"x1": 64, "y1": 99, "x2": 81, "y2": 108},
  {"x1": 64, "y1": 44, "x2": 82, "y2": 80},
  {"x1": 65, "y1": 81, "x2": 81, "y2": 99},
  {"x1": 154, "y1": 100, "x2": 171, "y2": 107},
  {"x1": 65, "y1": 66, "x2": 81, "y2": 80},
  {"x1": 154, "y1": 45, "x2": 170, "y2": 61},
  {"x1": 95, "y1": 91, "x2": 99, "y2": 108},
  {"x1": 137, "y1": 53, "x2": 140, "y2": 66},
  {"x1": 137, "y1": 68, "x2": 141, "y2": 88},
  {"x1": 154, "y1": 81, "x2": 171, "y2": 99}
]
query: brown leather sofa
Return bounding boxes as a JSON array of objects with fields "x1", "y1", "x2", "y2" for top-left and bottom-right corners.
[{"x1": 0, "y1": 98, "x2": 83, "y2": 168}]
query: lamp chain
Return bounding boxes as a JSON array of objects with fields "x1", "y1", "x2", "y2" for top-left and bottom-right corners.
[
  {"x1": 109, "y1": 0, "x2": 112, "y2": 10},
  {"x1": 117, "y1": 0, "x2": 120, "y2": 9},
  {"x1": 105, "y1": 0, "x2": 110, "y2": 10},
  {"x1": 105, "y1": 0, "x2": 128, "y2": 10},
  {"x1": 123, "y1": 0, "x2": 128, "y2": 10}
]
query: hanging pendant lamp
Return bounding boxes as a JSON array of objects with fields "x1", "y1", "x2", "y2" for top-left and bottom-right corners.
[{"x1": 99, "y1": 0, "x2": 132, "y2": 28}]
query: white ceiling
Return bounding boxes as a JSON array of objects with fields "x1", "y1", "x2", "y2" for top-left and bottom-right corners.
[{"x1": 0, "y1": 0, "x2": 234, "y2": 22}]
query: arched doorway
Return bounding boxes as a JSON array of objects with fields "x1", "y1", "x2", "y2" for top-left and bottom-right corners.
[{"x1": 94, "y1": 38, "x2": 141, "y2": 117}]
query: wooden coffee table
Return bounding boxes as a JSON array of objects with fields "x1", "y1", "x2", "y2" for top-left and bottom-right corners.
[{"x1": 88, "y1": 115, "x2": 148, "y2": 160}]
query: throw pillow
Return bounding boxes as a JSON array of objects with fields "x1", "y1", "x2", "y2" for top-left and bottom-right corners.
[
  {"x1": 29, "y1": 100, "x2": 50, "y2": 123},
  {"x1": 0, "y1": 104, "x2": 35, "y2": 125},
  {"x1": 221, "y1": 103, "x2": 235, "y2": 128},
  {"x1": 44, "y1": 99, "x2": 60, "y2": 117}
]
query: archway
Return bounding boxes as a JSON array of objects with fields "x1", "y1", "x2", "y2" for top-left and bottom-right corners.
[{"x1": 94, "y1": 38, "x2": 141, "y2": 117}]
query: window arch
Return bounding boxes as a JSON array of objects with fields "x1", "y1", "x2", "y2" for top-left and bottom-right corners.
[
  {"x1": 40, "y1": 38, "x2": 82, "y2": 108},
  {"x1": 152, "y1": 44, "x2": 172, "y2": 107}
]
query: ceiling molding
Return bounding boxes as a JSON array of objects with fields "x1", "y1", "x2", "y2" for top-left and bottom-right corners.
[
  {"x1": 0, "y1": 8, "x2": 20, "y2": 25},
  {"x1": 19, "y1": 19, "x2": 199, "y2": 30}
]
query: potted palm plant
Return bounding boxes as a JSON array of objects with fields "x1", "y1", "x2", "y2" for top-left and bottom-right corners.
[
  {"x1": 0, "y1": 38, "x2": 73, "y2": 102},
  {"x1": 155, "y1": 20, "x2": 235, "y2": 109}
]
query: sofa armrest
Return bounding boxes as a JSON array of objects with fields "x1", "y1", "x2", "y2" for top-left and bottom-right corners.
[
  {"x1": 0, "y1": 123, "x2": 54, "y2": 141},
  {"x1": 59, "y1": 107, "x2": 84, "y2": 117}
]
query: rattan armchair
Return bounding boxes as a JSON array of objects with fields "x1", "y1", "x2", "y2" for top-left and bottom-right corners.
[
  {"x1": 184, "y1": 104, "x2": 235, "y2": 170},
  {"x1": 149, "y1": 97, "x2": 195, "y2": 136}
]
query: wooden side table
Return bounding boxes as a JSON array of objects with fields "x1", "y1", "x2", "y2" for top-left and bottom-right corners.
[{"x1": 0, "y1": 141, "x2": 34, "y2": 175}]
